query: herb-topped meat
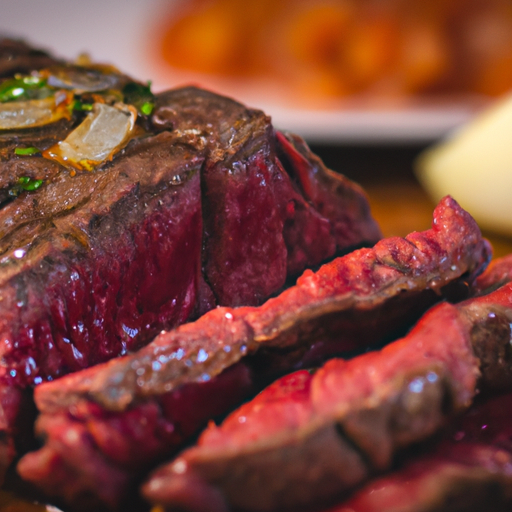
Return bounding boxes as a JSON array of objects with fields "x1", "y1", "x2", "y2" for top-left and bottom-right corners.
[{"x1": 0, "y1": 39, "x2": 382, "y2": 478}]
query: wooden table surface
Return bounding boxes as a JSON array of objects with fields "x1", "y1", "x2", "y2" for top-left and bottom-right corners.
[{"x1": 311, "y1": 143, "x2": 512, "y2": 259}]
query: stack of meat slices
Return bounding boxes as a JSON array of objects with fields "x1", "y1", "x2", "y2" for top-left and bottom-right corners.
[
  {"x1": 17, "y1": 195, "x2": 494, "y2": 510},
  {"x1": 139, "y1": 266, "x2": 512, "y2": 512},
  {"x1": 326, "y1": 391, "x2": 512, "y2": 512}
]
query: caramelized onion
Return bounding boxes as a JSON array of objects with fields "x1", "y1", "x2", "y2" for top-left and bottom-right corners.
[
  {"x1": 43, "y1": 102, "x2": 137, "y2": 171},
  {"x1": 0, "y1": 93, "x2": 71, "y2": 130}
]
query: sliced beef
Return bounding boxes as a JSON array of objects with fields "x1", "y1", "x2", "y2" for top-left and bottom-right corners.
[
  {"x1": 0, "y1": 132, "x2": 206, "y2": 376},
  {"x1": 327, "y1": 393, "x2": 512, "y2": 512},
  {"x1": 17, "y1": 197, "x2": 491, "y2": 510},
  {"x1": 0, "y1": 39, "x2": 384, "y2": 478},
  {"x1": 0, "y1": 132, "x2": 205, "y2": 477},
  {"x1": 140, "y1": 276, "x2": 512, "y2": 512},
  {"x1": 275, "y1": 131, "x2": 380, "y2": 255},
  {"x1": 334, "y1": 444, "x2": 512, "y2": 512}
]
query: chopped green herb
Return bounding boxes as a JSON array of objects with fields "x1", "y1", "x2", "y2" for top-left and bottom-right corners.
[
  {"x1": 14, "y1": 146, "x2": 40, "y2": 156},
  {"x1": 70, "y1": 99, "x2": 94, "y2": 112},
  {"x1": 18, "y1": 176, "x2": 44, "y2": 191},
  {"x1": 9, "y1": 176, "x2": 44, "y2": 197},
  {"x1": 0, "y1": 75, "x2": 50, "y2": 103},
  {"x1": 140, "y1": 101, "x2": 154, "y2": 115},
  {"x1": 122, "y1": 81, "x2": 155, "y2": 116}
]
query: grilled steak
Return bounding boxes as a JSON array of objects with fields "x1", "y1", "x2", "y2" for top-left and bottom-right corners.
[
  {"x1": 329, "y1": 392, "x2": 512, "y2": 512},
  {"x1": 0, "y1": 39, "x2": 383, "y2": 477},
  {"x1": 141, "y1": 272, "x2": 512, "y2": 512},
  {"x1": 0, "y1": 132, "x2": 206, "y2": 471},
  {"x1": 17, "y1": 196, "x2": 491, "y2": 509}
]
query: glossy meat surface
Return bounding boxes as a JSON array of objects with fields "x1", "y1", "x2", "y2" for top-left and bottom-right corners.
[
  {"x1": 473, "y1": 253, "x2": 512, "y2": 294},
  {"x1": 17, "y1": 197, "x2": 491, "y2": 509},
  {"x1": 142, "y1": 280, "x2": 512, "y2": 512},
  {"x1": 328, "y1": 392, "x2": 512, "y2": 512},
  {"x1": 151, "y1": 87, "x2": 382, "y2": 307}
]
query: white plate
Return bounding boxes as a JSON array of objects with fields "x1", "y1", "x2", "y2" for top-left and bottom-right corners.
[{"x1": 0, "y1": 0, "x2": 486, "y2": 143}]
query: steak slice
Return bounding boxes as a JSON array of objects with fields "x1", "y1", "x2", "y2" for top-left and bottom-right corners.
[
  {"x1": 327, "y1": 393, "x2": 512, "y2": 512},
  {"x1": 17, "y1": 197, "x2": 491, "y2": 510},
  {"x1": 141, "y1": 274, "x2": 512, "y2": 512},
  {"x1": 0, "y1": 131, "x2": 205, "y2": 474}
]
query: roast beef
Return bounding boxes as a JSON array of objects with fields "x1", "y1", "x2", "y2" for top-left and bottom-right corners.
[
  {"x1": 17, "y1": 196, "x2": 491, "y2": 510},
  {"x1": 0, "y1": 39, "x2": 383, "y2": 476},
  {"x1": 328, "y1": 392, "x2": 512, "y2": 512},
  {"x1": 150, "y1": 87, "x2": 382, "y2": 308},
  {"x1": 141, "y1": 269, "x2": 512, "y2": 512}
]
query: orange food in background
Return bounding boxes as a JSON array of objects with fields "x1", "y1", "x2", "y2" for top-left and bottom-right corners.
[{"x1": 159, "y1": 0, "x2": 512, "y2": 104}]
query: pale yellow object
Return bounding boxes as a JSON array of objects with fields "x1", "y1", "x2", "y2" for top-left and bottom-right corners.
[
  {"x1": 0, "y1": 95, "x2": 70, "y2": 130},
  {"x1": 44, "y1": 102, "x2": 137, "y2": 172},
  {"x1": 416, "y1": 93, "x2": 512, "y2": 236}
]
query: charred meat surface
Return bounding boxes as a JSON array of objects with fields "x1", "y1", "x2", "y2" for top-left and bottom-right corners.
[
  {"x1": 0, "y1": 38, "x2": 384, "y2": 476},
  {"x1": 327, "y1": 392, "x2": 512, "y2": 512},
  {"x1": 141, "y1": 277, "x2": 512, "y2": 512},
  {"x1": 0, "y1": 132, "x2": 205, "y2": 477},
  {"x1": 17, "y1": 196, "x2": 491, "y2": 510}
]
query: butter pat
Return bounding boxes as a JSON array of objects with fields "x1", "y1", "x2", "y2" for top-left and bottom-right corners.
[{"x1": 416, "y1": 94, "x2": 512, "y2": 236}]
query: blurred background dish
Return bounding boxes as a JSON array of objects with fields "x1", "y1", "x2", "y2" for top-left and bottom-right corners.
[
  {"x1": 3, "y1": 0, "x2": 510, "y2": 142},
  {"x1": 156, "y1": 0, "x2": 512, "y2": 102},
  {"x1": 149, "y1": 0, "x2": 512, "y2": 141}
]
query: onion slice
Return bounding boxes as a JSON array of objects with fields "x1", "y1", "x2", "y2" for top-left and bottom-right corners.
[
  {"x1": 0, "y1": 93, "x2": 71, "y2": 130},
  {"x1": 43, "y1": 102, "x2": 137, "y2": 172}
]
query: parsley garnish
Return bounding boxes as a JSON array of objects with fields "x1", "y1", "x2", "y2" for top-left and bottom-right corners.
[
  {"x1": 9, "y1": 176, "x2": 44, "y2": 196},
  {"x1": 122, "y1": 81, "x2": 155, "y2": 116},
  {"x1": 18, "y1": 176, "x2": 44, "y2": 191},
  {"x1": 14, "y1": 146, "x2": 40, "y2": 156},
  {"x1": 70, "y1": 99, "x2": 94, "y2": 112},
  {"x1": 0, "y1": 75, "x2": 49, "y2": 103}
]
